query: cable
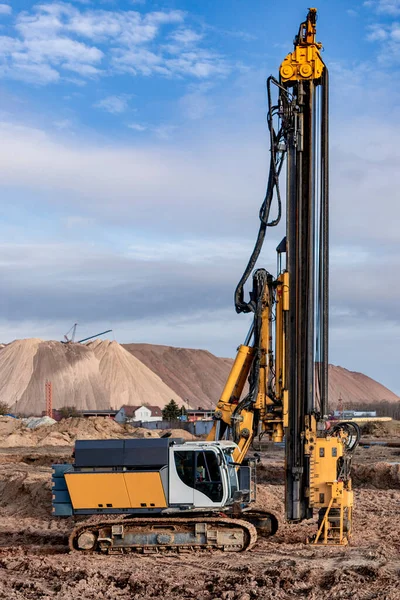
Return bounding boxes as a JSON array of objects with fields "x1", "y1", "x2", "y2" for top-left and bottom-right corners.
[{"x1": 234, "y1": 77, "x2": 291, "y2": 314}]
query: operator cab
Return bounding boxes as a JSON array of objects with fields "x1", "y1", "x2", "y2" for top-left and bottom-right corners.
[{"x1": 169, "y1": 441, "x2": 252, "y2": 509}]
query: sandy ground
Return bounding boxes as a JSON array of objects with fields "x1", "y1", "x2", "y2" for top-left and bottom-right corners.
[{"x1": 0, "y1": 439, "x2": 399, "y2": 600}]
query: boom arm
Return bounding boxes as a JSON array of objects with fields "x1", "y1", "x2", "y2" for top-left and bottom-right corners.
[{"x1": 207, "y1": 8, "x2": 359, "y2": 545}]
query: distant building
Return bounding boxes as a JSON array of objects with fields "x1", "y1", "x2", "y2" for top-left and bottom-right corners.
[
  {"x1": 115, "y1": 405, "x2": 163, "y2": 424},
  {"x1": 332, "y1": 410, "x2": 377, "y2": 419},
  {"x1": 43, "y1": 409, "x2": 117, "y2": 421},
  {"x1": 187, "y1": 408, "x2": 214, "y2": 422}
]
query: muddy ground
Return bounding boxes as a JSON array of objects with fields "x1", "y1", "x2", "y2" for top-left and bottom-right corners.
[{"x1": 0, "y1": 442, "x2": 399, "y2": 600}]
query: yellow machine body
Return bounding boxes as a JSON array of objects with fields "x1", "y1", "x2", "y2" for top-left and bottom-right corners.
[{"x1": 65, "y1": 472, "x2": 167, "y2": 510}]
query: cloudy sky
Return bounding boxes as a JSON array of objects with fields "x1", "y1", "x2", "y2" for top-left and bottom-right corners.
[{"x1": 0, "y1": 0, "x2": 400, "y2": 393}]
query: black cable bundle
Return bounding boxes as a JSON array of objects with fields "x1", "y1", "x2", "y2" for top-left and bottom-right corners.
[{"x1": 234, "y1": 76, "x2": 291, "y2": 315}]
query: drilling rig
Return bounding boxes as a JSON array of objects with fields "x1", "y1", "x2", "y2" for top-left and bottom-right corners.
[{"x1": 52, "y1": 8, "x2": 359, "y2": 553}]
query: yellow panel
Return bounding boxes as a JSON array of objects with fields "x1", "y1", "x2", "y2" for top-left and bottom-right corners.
[
  {"x1": 124, "y1": 472, "x2": 167, "y2": 508},
  {"x1": 65, "y1": 473, "x2": 131, "y2": 509}
]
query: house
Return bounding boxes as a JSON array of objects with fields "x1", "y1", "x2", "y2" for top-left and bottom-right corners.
[{"x1": 115, "y1": 405, "x2": 163, "y2": 424}]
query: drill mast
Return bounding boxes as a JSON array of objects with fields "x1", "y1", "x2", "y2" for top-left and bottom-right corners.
[{"x1": 208, "y1": 8, "x2": 359, "y2": 544}]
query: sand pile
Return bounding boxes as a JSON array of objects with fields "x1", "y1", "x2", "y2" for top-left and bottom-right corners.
[
  {"x1": 0, "y1": 340, "x2": 108, "y2": 414},
  {"x1": 161, "y1": 428, "x2": 198, "y2": 440},
  {"x1": 124, "y1": 343, "x2": 233, "y2": 409},
  {"x1": 88, "y1": 339, "x2": 184, "y2": 409},
  {"x1": 125, "y1": 343, "x2": 400, "y2": 409},
  {"x1": 0, "y1": 339, "x2": 183, "y2": 415},
  {"x1": 0, "y1": 416, "x2": 160, "y2": 448},
  {"x1": 328, "y1": 364, "x2": 399, "y2": 406}
]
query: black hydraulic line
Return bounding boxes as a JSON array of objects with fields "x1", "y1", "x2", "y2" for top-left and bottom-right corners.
[{"x1": 234, "y1": 77, "x2": 287, "y2": 315}]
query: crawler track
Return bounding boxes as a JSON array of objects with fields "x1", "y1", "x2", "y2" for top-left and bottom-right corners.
[{"x1": 69, "y1": 517, "x2": 258, "y2": 554}]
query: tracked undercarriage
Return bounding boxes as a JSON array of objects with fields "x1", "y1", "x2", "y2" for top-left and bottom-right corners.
[{"x1": 69, "y1": 510, "x2": 278, "y2": 554}]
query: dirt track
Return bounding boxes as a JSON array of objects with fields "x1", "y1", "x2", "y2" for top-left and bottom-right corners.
[{"x1": 0, "y1": 443, "x2": 399, "y2": 599}]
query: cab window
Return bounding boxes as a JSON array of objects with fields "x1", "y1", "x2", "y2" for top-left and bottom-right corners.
[
  {"x1": 174, "y1": 451, "x2": 195, "y2": 487},
  {"x1": 174, "y1": 450, "x2": 223, "y2": 502},
  {"x1": 195, "y1": 451, "x2": 223, "y2": 502}
]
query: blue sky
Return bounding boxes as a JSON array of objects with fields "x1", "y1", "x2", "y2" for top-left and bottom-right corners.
[{"x1": 1, "y1": 0, "x2": 400, "y2": 395}]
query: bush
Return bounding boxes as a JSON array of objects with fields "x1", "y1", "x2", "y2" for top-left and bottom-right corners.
[
  {"x1": 58, "y1": 406, "x2": 80, "y2": 419},
  {"x1": 0, "y1": 401, "x2": 10, "y2": 415}
]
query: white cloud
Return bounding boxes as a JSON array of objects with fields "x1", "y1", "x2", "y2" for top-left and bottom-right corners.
[
  {"x1": 367, "y1": 24, "x2": 388, "y2": 41},
  {"x1": 127, "y1": 238, "x2": 264, "y2": 264},
  {"x1": 152, "y1": 124, "x2": 177, "y2": 139},
  {"x1": 0, "y1": 4, "x2": 11, "y2": 15},
  {"x1": 127, "y1": 121, "x2": 178, "y2": 137},
  {"x1": 0, "y1": 3, "x2": 229, "y2": 84},
  {"x1": 180, "y1": 86, "x2": 215, "y2": 120},
  {"x1": 94, "y1": 95, "x2": 131, "y2": 114},
  {"x1": 63, "y1": 62, "x2": 101, "y2": 76},
  {"x1": 366, "y1": 22, "x2": 400, "y2": 62},
  {"x1": 128, "y1": 122, "x2": 147, "y2": 131},
  {"x1": 8, "y1": 61, "x2": 60, "y2": 84},
  {"x1": 170, "y1": 29, "x2": 203, "y2": 45},
  {"x1": 365, "y1": 0, "x2": 400, "y2": 14},
  {"x1": 53, "y1": 118, "x2": 74, "y2": 130}
]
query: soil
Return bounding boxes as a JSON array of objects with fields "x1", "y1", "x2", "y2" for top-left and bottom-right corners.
[{"x1": 0, "y1": 434, "x2": 399, "y2": 599}]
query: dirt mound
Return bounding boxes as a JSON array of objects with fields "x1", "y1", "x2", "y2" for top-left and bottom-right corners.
[
  {"x1": 329, "y1": 364, "x2": 400, "y2": 406},
  {"x1": 0, "y1": 417, "x2": 159, "y2": 447},
  {"x1": 0, "y1": 463, "x2": 51, "y2": 518},
  {"x1": 361, "y1": 420, "x2": 400, "y2": 438},
  {"x1": 352, "y1": 462, "x2": 400, "y2": 489},
  {"x1": 124, "y1": 343, "x2": 233, "y2": 409},
  {"x1": 0, "y1": 339, "x2": 183, "y2": 415},
  {"x1": 161, "y1": 428, "x2": 197, "y2": 440},
  {"x1": 88, "y1": 339, "x2": 183, "y2": 409},
  {"x1": 129, "y1": 427, "x2": 159, "y2": 438},
  {"x1": 1, "y1": 339, "x2": 397, "y2": 416},
  {"x1": 0, "y1": 339, "x2": 108, "y2": 414},
  {"x1": 258, "y1": 459, "x2": 400, "y2": 490},
  {"x1": 125, "y1": 343, "x2": 400, "y2": 410},
  {"x1": 0, "y1": 416, "x2": 20, "y2": 436}
]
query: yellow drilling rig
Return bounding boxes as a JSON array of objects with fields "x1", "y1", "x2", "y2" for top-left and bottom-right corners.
[{"x1": 52, "y1": 8, "x2": 360, "y2": 553}]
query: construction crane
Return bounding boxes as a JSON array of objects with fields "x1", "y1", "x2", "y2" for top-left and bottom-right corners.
[
  {"x1": 63, "y1": 323, "x2": 78, "y2": 344},
  {"x1": 52, "y1": 9, "x2": 360, "y2": 553},
  {"x1": 61, "y1": 324, "x2": 112, "y2": 344},
  {"x1": 76, "y1": 330, "x2": 112, "y2": 344}
]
